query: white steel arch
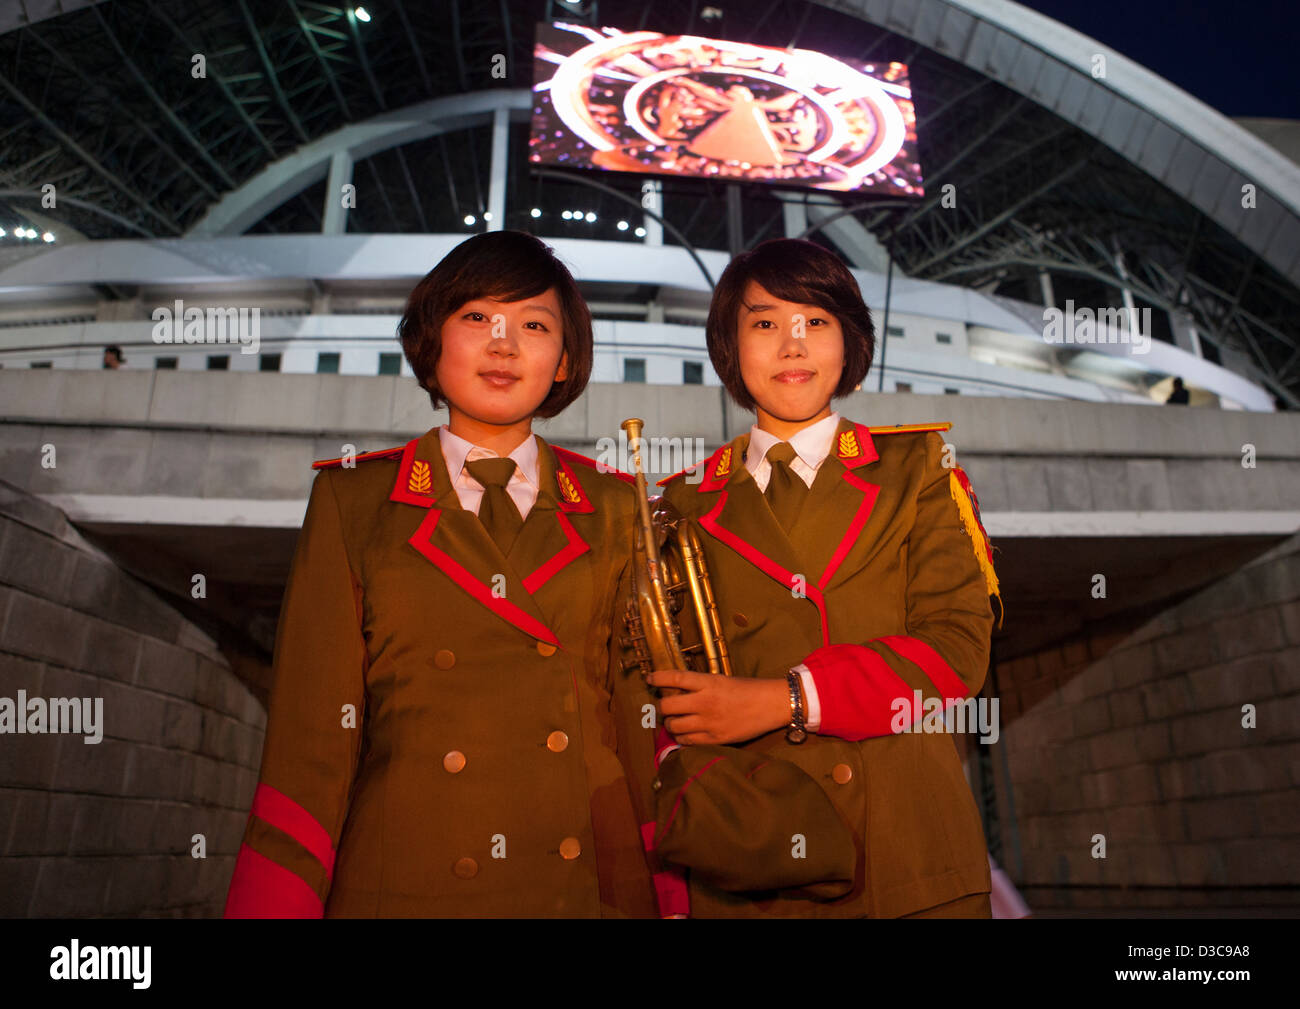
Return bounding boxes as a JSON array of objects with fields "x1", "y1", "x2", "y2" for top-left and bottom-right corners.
[
  {"x1": 816, "y1": 0, "x2": 1300, "y2": 285},
  {"x1": 186, "y1": 90, "x2": 533, "y2": 238}
]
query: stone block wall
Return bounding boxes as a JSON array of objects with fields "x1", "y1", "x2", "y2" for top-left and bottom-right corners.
[
  {"x1": 993, "y1": 533, "x2": 1300, "y2": 913},
  {"x1": 0, "y1": 481, "x2": 265, "y2": 916}
]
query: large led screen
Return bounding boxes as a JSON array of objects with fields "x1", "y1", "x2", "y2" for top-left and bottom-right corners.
[{"x1": 530, "y1": 22, "x2": 923, "y2": 195}]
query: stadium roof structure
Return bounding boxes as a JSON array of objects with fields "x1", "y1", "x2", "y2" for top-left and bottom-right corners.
[{"x1": 1, "y1": 0, "x2": 1297, "y2": 405}]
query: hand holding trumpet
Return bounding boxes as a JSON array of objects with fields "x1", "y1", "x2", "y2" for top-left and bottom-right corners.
[{"x1": 649, "y1": 668, "x2": 792, "y2": 745}]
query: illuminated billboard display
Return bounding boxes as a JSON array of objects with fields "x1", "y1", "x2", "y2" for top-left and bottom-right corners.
[{"x1": 530, "y1": 22, "x2": 923, "y2": 195}]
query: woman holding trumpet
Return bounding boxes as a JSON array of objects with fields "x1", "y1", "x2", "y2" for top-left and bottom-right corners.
[{"x1": 617, "y1": 238, "x2": 1002, "y2": 918}]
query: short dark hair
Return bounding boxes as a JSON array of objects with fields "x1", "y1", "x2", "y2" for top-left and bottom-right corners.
[
  {"x1": 397, "y1": 231, "x2": 593, "y2": 417},
  {"x1": 705, "y1": 238, "x2": 875, "y2": 412}
]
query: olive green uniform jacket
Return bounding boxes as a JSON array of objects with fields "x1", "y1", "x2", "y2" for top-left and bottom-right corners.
[{"x1": 225, "y1": 428, "x2": 657, "y2": 917}]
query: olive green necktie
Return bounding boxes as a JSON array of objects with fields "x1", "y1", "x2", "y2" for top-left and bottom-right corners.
[
  {"x1": 465, "y1": 457, "x2": 524, "y2": 551},
  {"x1": 764, "y1": 442, "x2": 809, "y2": 531}
]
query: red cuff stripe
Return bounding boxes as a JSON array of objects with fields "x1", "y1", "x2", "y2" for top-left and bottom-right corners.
[
  {"x1": 223, "y1": 843, "x2": 324, "y2": 918},
  {"x1": 803, "y1": 643, "x2": 913, "y2": 741},
  {"x1": 250, "y1": 783, "x2": 337, "y2": 880},
  {"x1": 653, "y1": 869, "x2": 691, "y2": 918},
  {"x1": 878, "y1": 635, "x2": 969, "y2": 700}
]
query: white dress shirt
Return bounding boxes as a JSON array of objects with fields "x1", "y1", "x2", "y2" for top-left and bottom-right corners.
[
  {"x1": 744, "y1": 413, "x2": 845, "y2": 733},
  {"x1": 438, "y1": 425, "x2": 541, "y2": 520}
]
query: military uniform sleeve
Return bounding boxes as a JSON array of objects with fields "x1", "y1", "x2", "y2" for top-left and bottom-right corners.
[
  {"x1": 802, "y1": 432, "x2": 995, "y2": 740},
  {"x1": 224, "y1": 468, "x2": 367, "y2": 917}
]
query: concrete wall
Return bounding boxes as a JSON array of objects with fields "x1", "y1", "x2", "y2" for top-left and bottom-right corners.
[
  {"x1": 994, "y1": 533, "x2": 1300, "y2": 913},
  {"x1": 0, "y1": 481, "x2": 263, "y2": 916}
]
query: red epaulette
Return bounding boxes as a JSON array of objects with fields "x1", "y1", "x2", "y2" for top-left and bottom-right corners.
[
  {"x1": 866, "y1": 421, "x2": 952, "y2": 435},
  {"x1": 552, "y1": 445, "x2": 636, "y2": 485},
  {"x1": 655, "y1": 461, "x2": 705, "y2": 488},
  {"x1": 311, "y1": 446, "x2": 405, "y2": 470}
]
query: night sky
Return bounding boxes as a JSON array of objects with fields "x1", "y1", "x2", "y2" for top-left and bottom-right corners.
[{"x1": 1017, "y1": 0, "x2": 1300, "y2": 120}]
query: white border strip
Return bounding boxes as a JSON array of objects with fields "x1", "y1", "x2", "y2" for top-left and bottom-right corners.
[
  {"x1": 38, "y1": 495, "x2": 1300, "y2": 538},
  {"x1": 40, "y1": 494, "x2": 309, "y2": 528},
  {"x1": 985, "y1": 511, "x2": 1300, "y2": 537}
]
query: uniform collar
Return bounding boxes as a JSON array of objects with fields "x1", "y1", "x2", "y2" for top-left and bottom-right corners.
[
  {"x1": 438, "y1": 424, "x2": 540, "y2": 491},
  {"x1": 698, "y1": 415, "x2": 875, "y2": 493},
  {"x1": 385, "y1": 426, "x2": 598, "y2": 646},
  {"x1": 745, "y1": 412, "x2": 842, "y2": 474}
]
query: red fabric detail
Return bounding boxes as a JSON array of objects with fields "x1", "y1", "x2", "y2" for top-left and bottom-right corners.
[
  {"x1": 654, "y1": 725, "x2": 679, "y2": 769},
  {"x1": 521, "y1": 511, "x2": 590, "y2": 593},
  {"x1": 656, "y1": 755, "x2": 726, "y2": 845},
  {"x1": 696, "y1": 445, "x2": 735, "y2": 493},
  {"x1": 655, "y1": 464, "x2": 704, "y2": 488},
  {"x1": 223, "y1": 842, "x2": 324, "y2": 918},
  {"x1": 817, "y1": 469, "x2": 879, "y2": 590},
  {"x1": 804, "y1": 637, "x2": 971, "y2": 740},
  {"x1": 698, "y1": 493, "x2": 830, "y2": 645},
  {"x1": 840, "y1": 422, "x2": 879, "y2": 468},
  {"x1": 250, "y1": 783, "x2": 336, "y2": 879},
  {"x1": 641, "y1": 823, "x2": 690, "y2": 919},
  {"x1": 388, "y1": 438, "x2": 438, "y2": 507},
  {"x1": 803, "y1": 643, "x2": 915, "y2": 741},
  {"x1": 744, "y1": 760, "x2": 770, "y2": 781},
  {"x1": 878, "y1": 634, "x2": 969, "y2": 701},
  {"x1": 548, "y1": 448, "x2": 597, "y2": 512},
  {"x1": 553, "y1": 445, "x2": 635, "y2": 486},
  {"x1": 312, "y1": 445, "x2": 404, "y2": 470},
  {"x1": 953, "y1": 467, "x2": 995, "y2": 565},
  {"x1": 408, "y1": 509, "x2": 560, "y2": 645},
  {"x1": 652, "y1": 869, "x2": 691, "y2": 918}
]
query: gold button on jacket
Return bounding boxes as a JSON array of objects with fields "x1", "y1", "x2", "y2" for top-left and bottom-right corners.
[{"x1": 225, "y1": 428, "x2": 657, "y2": 919}]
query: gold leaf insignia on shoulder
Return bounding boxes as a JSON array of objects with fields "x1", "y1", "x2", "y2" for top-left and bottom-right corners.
[
  {"x1": 838, "y1": 430, "x2": 860, "y2": 459},
  {"x1": 408, "y1": 460, "x2": 432, "y2": 495},
  {"x1": 715, "y1": 446, "x2": 733, "y2": 477},
  {"x1": 557, "y1": 469, "x2": 581, "y2": 504}
]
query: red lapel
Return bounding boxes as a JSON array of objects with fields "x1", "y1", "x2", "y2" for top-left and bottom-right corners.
[
  {"x1": 693, "y1": 437, "x2": 832, "y2": 645},
  {"x1": 690, "y1": 420, "x2": 882, "y2": 647},
  {"x1": 388, "y1": 430, "x2": 601, "y2": 646},
  {"x1": 798, "y1": 420, "x2": 881, "y2": 592}
]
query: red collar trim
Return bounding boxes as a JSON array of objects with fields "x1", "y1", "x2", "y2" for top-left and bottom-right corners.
[{"x1": 389, "y1": 438, "x2": 441, "y2": 507}]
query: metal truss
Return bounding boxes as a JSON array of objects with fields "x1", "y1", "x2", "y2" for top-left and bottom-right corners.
[{"x1": 0, "y1": 0, "x2": 1295, "y2": 404}]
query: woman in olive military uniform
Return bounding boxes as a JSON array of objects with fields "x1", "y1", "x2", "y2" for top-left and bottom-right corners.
[
  {"x1": 624, "y1": 239, "x2": 1002, "y2": 918},
  {"x1": 225, "y1": 232, "x2": 657, "y2": 917}
]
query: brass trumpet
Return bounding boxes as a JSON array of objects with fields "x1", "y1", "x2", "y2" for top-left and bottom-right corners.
[{"x1": 619, "y1": 418, "x2": 733, "y2": 681}]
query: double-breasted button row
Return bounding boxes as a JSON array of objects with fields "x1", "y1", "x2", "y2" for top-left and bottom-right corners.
[
  {"x1": 434, "y1": 640, "x2": 557, "y2": 667},
  {"x1": 443, "y1": 731, "x2": 568, "y2": 772},
  {"x1": 450, "y1": 838, "x2": 581, "y2": 877}
]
